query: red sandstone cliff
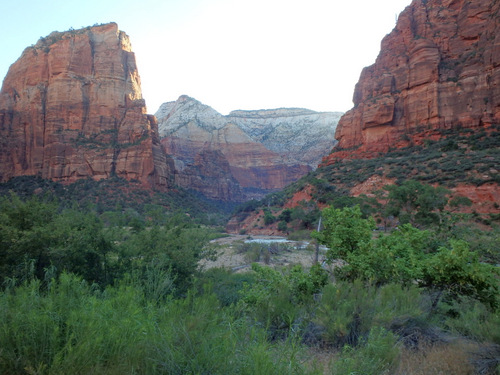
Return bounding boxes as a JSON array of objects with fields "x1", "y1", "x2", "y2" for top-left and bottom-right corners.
[
  {"x1": 161, "y1": 120, "x2": 310, "y2": 200},
  {"x1": 327, "y1": 0, "x2": 500, "y2": 162},
  {"x1": 228, "y1": 0, "x2": 500, "y2": 234},
  {"x1": 0, "y1": 23, "x2": 171, "y2": 188}
]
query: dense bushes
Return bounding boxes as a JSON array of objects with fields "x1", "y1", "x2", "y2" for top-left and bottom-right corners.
[
  {"x1": 2, "y1": 265, "x2": 498, "y2": 374},
  {"x1": 0, "y1": 194, "x2": 114, "y2": 285},
  {"x1": 314, "y1": 281, "x2": 427, "y2": 348},
  {"x1": 314, "y1": 205, "x2": 499, "y2": 310},
  {"x1": 1, "y1": 184, "x2": 499, "y2": 373},
  {"x1": 0, "y1": 193, "x2": 221, "y2": 293},
  {"x1": 0, "y1": 176, "x2": 232, "y2": 226},
  {"x1": 0, "y1": 273, "x2": 313, "y2": 375},
  {"x1": 313, "y1": 126, "x2": 500, "y2": 195}
]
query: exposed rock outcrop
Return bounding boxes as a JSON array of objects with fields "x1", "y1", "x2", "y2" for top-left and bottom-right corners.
[
  {"x1": 174, "y1": 149, "x2": 244, "y2": 202},
  {"x1": 228, "y1": 108, "x2": 342, "y2": 168},
  {"x1": 0, "y1": 23, "x2": 171, "y2": 188},
  {"x1": 326, "y1": 0, "x2": 500, "y2": 162},
  {"x1": 156, "y1": 95, "x2": 341, "y2": 200}
]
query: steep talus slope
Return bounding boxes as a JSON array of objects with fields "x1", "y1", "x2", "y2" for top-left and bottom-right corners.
[
  {"x1": 156, "y1": 95, "x2": 341, "y2": 201},
  {"x1": 0, "y1": 23, "x2": 171, "y2": 188}
]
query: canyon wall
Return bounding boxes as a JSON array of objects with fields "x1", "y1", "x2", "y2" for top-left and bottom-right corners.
[
  {"x1": 0, "y1": 23, "x2": 171, "y2": 188},
  {"x1": 156, "y1": 95, "x2": 341, "y2": 200},
  {"x1": 327, "y1": 0, "x2": 500, "y2": 162}
]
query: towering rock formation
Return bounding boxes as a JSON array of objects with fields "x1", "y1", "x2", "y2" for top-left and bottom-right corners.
[
  {"x1": 327, "y1": 0, "x2": 500, "y2": 162},
  {"x1": 156, "y1": 95, "x2": 341, "y2": 200},
  {"x1": 0, "y1": 23, "x2": 171, "y2": 188}
]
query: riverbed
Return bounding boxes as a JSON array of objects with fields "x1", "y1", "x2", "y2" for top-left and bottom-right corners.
[{"x1": 201, "y1": 234, "x2": 327, "y2": 271}]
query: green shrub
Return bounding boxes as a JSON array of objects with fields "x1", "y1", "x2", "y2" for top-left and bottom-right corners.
[
  {"x1": 239, "y1": 264, "x2": 327, "y2": 339},
  {"x1": 0, "y1": 273, "x2": 157, "y2": 374},
  {"x1": 0, "y1": 272, "x2": 311, "y2": 375},
  {"x1": 440, "y1": 296, "x2": 500, "y2": 344},
  {"x1": 196, "y1": 268, "x2": 257, "y2": 306},
  {"x1": 421, "y1": 240, "x2": 500, "y2": 309},
  {"x1": 331, "y1": 326, "x2": 400, "y2": 375},
  {"x1": 313, "y1": 205, "x2": 375, "y2": 263},
  {"x1": 278, "y1": 208, "x2": 293, "y2": 223},
  {"x1": 314, "y1": 280, "x2": 425, "y2": 347},
  {"x1": 278, "y1": 220, "x2": 288, "y2": 232}
]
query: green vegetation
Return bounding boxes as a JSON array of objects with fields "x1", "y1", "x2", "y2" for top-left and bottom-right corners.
[
  {"x1": 0, "y1": 175, "x2": 235, "y2": 226},
  {"x1": 0, "y1": 192, "x2": 220, "y2": 294},
  {"x1": 384, "y1": 180, "x2": 450, "y2": 227},
  {"x1": 0, "y1": 159, "x2": 499, "y2": 373},
  {"x1": 0, "y1": 273, "x2": 312, "y2": 374},
  {"x1": 322, "y1": 125, "x2": 500, "y2": 189},
  {"x1": 313, "y1": 205, "x2": 375, "y2": 262},
  {"x1": 314, "y1": 205, "x2": 499, "y2": 310},
  {"x1": 235, "y1": 125, "x2": 500, "y2": 229}
]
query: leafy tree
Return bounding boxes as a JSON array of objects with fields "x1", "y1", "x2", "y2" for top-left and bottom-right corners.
[
  {"x1": 278, "y1": 208, "x2": 292, "y2": 223},
  {"x1": 49, "y1": 209, "x2": 115, "y2": 284},
  {"x1": 313, "y1": 205, "x2": 375, "y2": 262},
  {"x1": 385, "y1": 180, "x2": 450, "y2": 227},
  {"x1": 340, "y1": 224, "x2": 430, "y2": 285},
  {"x1": 0, "y1": 193, "x2": 114, "y2": 285},
  {"x1": 239, "y1": 263, "x2": 328, "y2": 335},
  {"x1": 421, "y1": 240, "x2": 499, "y2": 309},
  {"x1": 116, "y1": 214, "x2": 215, "y2": 293},
  {"x1": 277, "y1": 221, "x2": 288, "y2": 232},
  {"x1": 315, "y1": 205, "x2": 499, "y2": 309},
  {"x1": 263, "y1": 208, "x2": 276, "y2": 225}
]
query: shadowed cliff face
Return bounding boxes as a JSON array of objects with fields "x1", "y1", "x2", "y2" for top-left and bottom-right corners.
[
  {"x1": 0, "y1": 23, "x2": 171, "y2": 188},
  {"x1": 327, "y1": 0, "x2": 500, "y2": 162}
]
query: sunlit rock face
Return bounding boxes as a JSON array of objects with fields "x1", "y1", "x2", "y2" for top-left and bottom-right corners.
[
  {"x1": 327, "y1": 0, "x2": 500, "y2": 162},
  {"x1": 156, "y1": 95, "x2": 341, "y2": 201},
  {"x1": 0, "y1": 23, "x2": 171, "y2": 188}
]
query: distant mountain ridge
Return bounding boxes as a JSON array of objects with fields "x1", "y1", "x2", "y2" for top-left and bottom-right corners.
[{"x1": 155, "y1": 95, "x2": 341, "y2": 201}]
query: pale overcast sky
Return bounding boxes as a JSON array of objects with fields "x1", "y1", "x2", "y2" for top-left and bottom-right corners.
[{"x1": 0, "y1": 0, "x2": 411, "y2": 115}]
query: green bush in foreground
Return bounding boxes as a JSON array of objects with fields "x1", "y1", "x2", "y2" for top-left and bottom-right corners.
[
  {"x1": 331, "y1": 327, "x2": 400, "y2": 375},
  {"x1": 315, "y1": 205, "x2": 500, "y2": 310},
  {"x1": 315, "y1": 280, "x2": 426, "y2": 347},
  {"x1": 0, "y1": 273, "x2": 312, "y2": 375}
]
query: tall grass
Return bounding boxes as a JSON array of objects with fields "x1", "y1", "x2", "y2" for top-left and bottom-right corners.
[
  {"x1": 0, "y1": 273, "x2": 311, "y2": 374},
  {"x1": 0, "y1": 271, "x2": 498, "y2": 374},
  {"x1": 330, "y1": 326, "x2": 400, "y2": 375},
  {"x1": 439, "y1": 296, "x2": 500, "y2": 344},
  {"x1": 0, "y1": 274, "x2": 157, "y2": 374}
]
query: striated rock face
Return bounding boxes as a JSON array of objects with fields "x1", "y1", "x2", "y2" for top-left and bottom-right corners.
[
  {"x1": 227, "y1": 108, "x2": 342, "y2": 168},
  {"x1": 328, "y1": 0, "x2": 500, "y2": 161},
  {"x1": 174, "y1": 149, "x2": 244, "y2": 202},
  {"x1": 156, "y1": 95, "x2": 341, "y2": 200},
  {"x1": 0, "y1": 23, "x2": 171, "y2": 188}
]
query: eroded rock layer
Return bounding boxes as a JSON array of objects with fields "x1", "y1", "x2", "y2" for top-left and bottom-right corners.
[
  {"x1": 327, "y1": 0, "x2": 500, "y2": 162},
  {"x1": 156, "y1": 95, "x2": 340, "y2": 200},
  {"x1": 0, "y1": 23, "x2": 171, "y2": 188}
]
